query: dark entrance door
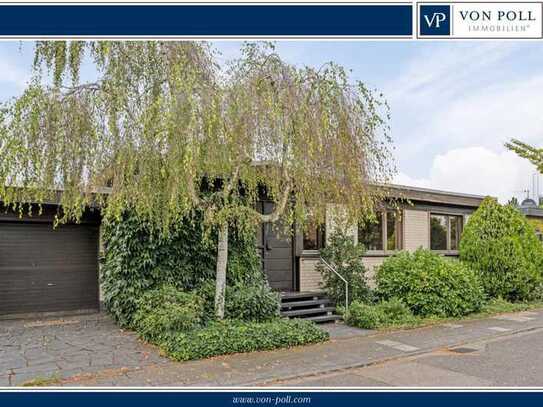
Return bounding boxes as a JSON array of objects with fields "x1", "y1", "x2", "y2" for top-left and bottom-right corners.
[
  {"x1": 257, "y1": 201, "x2": 294, "y2": 291},
  {"x1": 0, "y1": 222, "x2": 100, "y2": 317}
]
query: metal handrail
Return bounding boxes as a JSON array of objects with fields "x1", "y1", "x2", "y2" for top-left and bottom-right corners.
[{"x1": 320, "y1": 257, "x2": 349, "y2": 308}]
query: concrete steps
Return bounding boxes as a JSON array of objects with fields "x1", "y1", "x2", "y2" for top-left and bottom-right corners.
[{"x1": 280, "y1": 291, "x2": 341, "y2": 323}]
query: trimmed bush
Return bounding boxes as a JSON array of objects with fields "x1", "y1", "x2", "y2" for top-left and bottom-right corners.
[
  {"x1": 198, "y1": 280, "x2": 280, "y2": 322},
  {"x1": 345, "y1": 298, "x2": 416, "y2": 329},
  {"x1": 460, "y1": 197, "x2": 543, "y2": 301},
  {"x1": 375, "y1": 249, "x2": 485, "y2": 317},
  {"x1": 159, "y1": 319, "x2": 329, "y2": 361},
  {"x1": 101, "y1": 211, "x2": 262, "y2": 326},
  {"x1": 317, "y1": 230, "x2": 371, "y2": 306},
  {"x1": 132, "y1": 285, "x2": 205, "y2": 341}
]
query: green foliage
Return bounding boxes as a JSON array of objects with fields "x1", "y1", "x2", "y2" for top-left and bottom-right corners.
[
  {"x1": 0, "y1": 41, "x2": 394, "y2": 240},
  {"x1": 344, "y1": 301, "x2": 384, "y2": 329},
  {"x1": 459, "y1": 197, "x2": 543, "y2": 301},
  {"x1": 506, "y1": 139, "x2": 543, "y2": 174},
  {"x1": 132, "y1": 285, "x2": 204, "y2": 341},
  {"x1": 197, "y1": 280, "x2": 280, "y2": 322},
  {"x1": 1, "y1": 40, "x2": 395, "y2": 322},
  {"x1": 479, "y1": 297, "x2": 536, "y2": 315},
  {"x1": 317, "y1": 230, "x2": 371, "y2": 306},
  {"x1": 376, "y1": 249, "x2": 485, "y2": 317},
  {"x1": 345, "y1": 298, "x2": 417, "y2": 329},
  {"x1": 159, "y1": 319, "x2": 329, "y2": 361},
  {"x1": 101, "y1": 211, "x2": 262, "y2": 326}
]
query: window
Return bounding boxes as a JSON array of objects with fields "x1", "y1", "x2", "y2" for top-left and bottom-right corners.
[
  {"x1": 358, "y1": 214, "x2": 383, "y2": 251},
  {"x1": 430, "y1": 214, "x2": 463, "y2": 251},
  {"x1": 386, "y1": 211, "x2": 401, "y2": 251},
  {"x1": 358, "y1": 211, "x2": 402, "y2": 252},
  {"x1": 303, "y1": 224, "x2": 326, "y2": 251}
]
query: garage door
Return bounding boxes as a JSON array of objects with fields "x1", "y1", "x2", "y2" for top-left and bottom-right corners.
[{"x1": 0, "y1": 222, "x2": 99, "y2": 316}]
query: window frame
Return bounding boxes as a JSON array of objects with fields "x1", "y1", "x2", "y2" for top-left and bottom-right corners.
[
  {"x1": 429, "y1": 212, "x2": 464, "y2": 254},
  {"x1": 302, "y1": 223, "x2": 326, "y2": 253},
  {"x1": 358, "y1": 210, "x2": 403, "y2": 256}
]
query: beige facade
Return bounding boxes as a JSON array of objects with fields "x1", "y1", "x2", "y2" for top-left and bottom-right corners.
[
  {"x1": 299, "y1": 255, "x2": 387, "y2": 292},
  {"x1": 403, "y1": 209, "x2": 430, "y2": 251},
  {"x1": 298, "y1": 205, "x2": 476, "y2": 292}
]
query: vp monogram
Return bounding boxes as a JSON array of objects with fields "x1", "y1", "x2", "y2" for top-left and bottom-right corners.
[
  {"x1": 419, "y1": 5, "x2": 451, "y2": 35},
  {"x1": 424, "y1": 12, "x2": 447, "y2": 28}
]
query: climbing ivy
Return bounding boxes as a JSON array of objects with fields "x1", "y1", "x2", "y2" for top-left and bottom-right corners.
[{"x1": 101, "y1": 211, "x2": 262, "y2": 326}]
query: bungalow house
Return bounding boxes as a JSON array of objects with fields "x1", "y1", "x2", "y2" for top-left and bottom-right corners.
[
  {"x1": 0, "y1": 184, "x2": 485, "y2": 321},
  {"x1": 264, "y1": 185, "x2": 485, "y2": 321}
]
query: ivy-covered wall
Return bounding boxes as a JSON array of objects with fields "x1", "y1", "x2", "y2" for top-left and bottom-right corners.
[{"x1": 100, "y1": 212, "x2": 262, "y2": 326}]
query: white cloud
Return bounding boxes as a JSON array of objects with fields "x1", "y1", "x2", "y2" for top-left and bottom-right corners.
[
  {"x1": 394, "y1": 146, "x2": 539, "y2": 203},
  {"x1": 385, "y1": 42, "x2": 543, "y2": 205},
  {"x1": 0, "y1": 59, "x2": 29, "y2": 90}
]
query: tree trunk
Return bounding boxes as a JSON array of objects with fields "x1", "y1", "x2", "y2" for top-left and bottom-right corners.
[{"x1": 214, "y1": 222, "x2": 229, "y2": 319}]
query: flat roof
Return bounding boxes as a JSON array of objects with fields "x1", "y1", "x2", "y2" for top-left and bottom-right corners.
[
  {"x1": 3, "y1": 184, "x2": 487, "y2": 208},
  {"x1": 382, "y1": 183, "x2": 488, "y2": 208},
  {"x1": 520, "y1": 206, "x2": 543, "y2": 218}
]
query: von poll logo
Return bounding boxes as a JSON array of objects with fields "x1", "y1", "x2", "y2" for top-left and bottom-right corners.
[
  {"x1": 418, "y1": 2, "x2": 543, "y2": 38},
  {"x1": 420, "y1": 5, "x2": 451, "y2": 35}
]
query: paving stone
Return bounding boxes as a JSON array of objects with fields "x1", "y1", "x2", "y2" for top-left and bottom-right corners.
[
  {"x1": 0, "y1": 375, "x2": 11, "y2": 387},
  {"x1": 2, "y1": 357, "x2": 27, "y2": 370},
  {"x1": 0, "y1": 313, "x2": 165, "y2": 384}
]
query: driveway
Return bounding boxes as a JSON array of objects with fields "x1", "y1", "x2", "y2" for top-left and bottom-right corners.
[{"x1": 0, "y1": 313, "x2": 168, "y2": 386}]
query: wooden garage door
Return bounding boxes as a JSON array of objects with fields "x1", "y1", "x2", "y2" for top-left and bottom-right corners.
[{"x1": 0, "y1": 222, "x2": 99, "y2": 316}]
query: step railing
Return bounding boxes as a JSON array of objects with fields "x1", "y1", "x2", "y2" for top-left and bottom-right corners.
[{"x1": 319, "y1": 257, "x2": 349, "y2": 308}]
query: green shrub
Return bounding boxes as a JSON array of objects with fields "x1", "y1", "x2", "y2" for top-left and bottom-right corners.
[
  {"x1": 101, "y1": 211, "x2": 262, "y2": 326},
  {"x1": 198, "y1": 280, "x2": 280, "y2": 322},
  {"x1": 132, "y1": 285, "x2": 205, "y2": 341},
  {"x1": 345, "y1": 301, "x2": 385, "y2": 329},
  {"x1": 460, "y1": 198, "x2": 543, "y2": 301},
  {"x1": 345, "y1": 298, "x2": 417, "y2": 329},
  {"x1": 317, "y1": 230, "x2": 371, "y2": 306},
  {"x1": 377, "y1": 298, "x2": 416, "y2": 323},
  {"x1": 375, "y1": 249, "x2": 485, "y2": 317},
  {"x1": 159, "y1": 319, "x2": 329, "y2": 361}
]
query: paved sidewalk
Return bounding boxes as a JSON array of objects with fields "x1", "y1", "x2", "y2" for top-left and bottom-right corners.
[{"x1": 37, "y1": 308, "x2": 543, "y2": 387}]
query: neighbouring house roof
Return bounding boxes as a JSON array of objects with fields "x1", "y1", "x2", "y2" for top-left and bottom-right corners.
[
  {"x1": 383, "y1": 184, "x2": 488, "y2": 208},
  {"x1": 519, "y1": 198, "x2": 543, "y2": 218}
]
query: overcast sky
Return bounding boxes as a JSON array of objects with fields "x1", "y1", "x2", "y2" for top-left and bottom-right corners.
[{"x1": 1, "y1": 41, "x2": 542, "y2": 203}]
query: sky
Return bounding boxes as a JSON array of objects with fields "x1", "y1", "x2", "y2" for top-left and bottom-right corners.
[{"x1": 1, "y1": 40, "x2": 542, "y2": 203}]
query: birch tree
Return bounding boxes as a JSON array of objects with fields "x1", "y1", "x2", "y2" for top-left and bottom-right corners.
[
  {"x1": 506, "y1": 139, "x2": 543, "y2": 173},
  {"x1": 0, "y1": 41, "x2": 395, "y2": 319}
]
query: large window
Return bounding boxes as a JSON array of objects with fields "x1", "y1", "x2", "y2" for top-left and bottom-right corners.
[
  {"x1": 303, "y1": 223, "x2": 326, "y2": 251},
  {"x1": 430, "y1": 214, "x2": 463, "y2": 251},
  {"x1": 358, "y1": 211, "x2": 402, "y2": 252}
]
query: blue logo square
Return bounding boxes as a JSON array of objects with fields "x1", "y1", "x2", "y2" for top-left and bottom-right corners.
[{"x1": 420, "y1": 5, "x2": 451, "y2": 36}]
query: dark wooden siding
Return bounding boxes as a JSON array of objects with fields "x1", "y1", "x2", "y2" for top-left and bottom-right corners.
[{"x1": 0, "y1": 222, "x2": 99, "y2": 316}]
